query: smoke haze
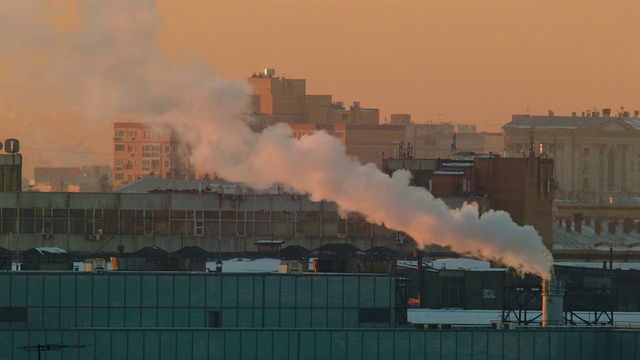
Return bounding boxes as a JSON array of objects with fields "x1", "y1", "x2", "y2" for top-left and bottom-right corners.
[{"x1": 0, "y1": 0, "x2": 553, "y2": 279}]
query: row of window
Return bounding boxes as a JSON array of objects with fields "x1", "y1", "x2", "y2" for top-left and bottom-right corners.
[
  {"x1": 114, "y1": 144, "x2": 172, "y2": 154},
  {"x1": 114, "y1": 129, "x2": 171, "y2": 139},
  {"x1": 0, "y1": 209, "x2": 381, "y2": 238}
]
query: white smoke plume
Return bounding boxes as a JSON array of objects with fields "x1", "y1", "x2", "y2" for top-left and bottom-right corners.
[{"x1": 0, "y1": 1, "x2": 553, "y2": 279}]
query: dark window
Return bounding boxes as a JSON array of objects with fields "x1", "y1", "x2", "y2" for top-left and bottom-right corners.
[
  {"x1": 358, "y1": 308, "x2": 390, "y2": 323},
  {"x1": 208, "y1": 311, "x2": 221, "y2": 328},
  {"x1": 0, "y1": 307, "x2": 27, "y2": 322}
]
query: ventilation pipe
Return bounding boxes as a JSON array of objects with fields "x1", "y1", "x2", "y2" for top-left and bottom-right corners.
[{"x1": 542, "y1": 279, "x2": 565, "y2": 326}]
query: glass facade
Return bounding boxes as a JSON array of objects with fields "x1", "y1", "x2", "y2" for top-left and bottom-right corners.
[
  {"x1": 0, "y1": 328, "x2": 634, "y2": 360},
  {"x1": 0, "y1": 272, "x2": 397, "y2": 330}
]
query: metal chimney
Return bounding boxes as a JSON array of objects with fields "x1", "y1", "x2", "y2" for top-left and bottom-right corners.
[{"x1": 542, "y1": 280, "x2": 565, "y2": 326}]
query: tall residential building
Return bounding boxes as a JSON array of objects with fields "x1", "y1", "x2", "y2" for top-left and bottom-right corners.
[
  {"x1": 113, "y1": 122, "x2": 192, "y2": 189},
  {"x1": 248, "y1": 68, "x2": 379, "y2": 126},
  {"x1": 503, "y1": 109, "x2": 640, "y2": 204}
]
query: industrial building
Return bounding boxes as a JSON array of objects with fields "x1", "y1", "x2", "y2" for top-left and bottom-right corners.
[
  {"x1": 0, "y1": 190, "x2": 411, "y2": 255},
  {"x1": 1, "y1": 271, "x2": 639, "y2": 359}
]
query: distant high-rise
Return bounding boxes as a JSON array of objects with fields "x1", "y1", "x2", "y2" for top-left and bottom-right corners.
[{"x1": 248, "y1": 68, "x2": 379, "y2": 126}]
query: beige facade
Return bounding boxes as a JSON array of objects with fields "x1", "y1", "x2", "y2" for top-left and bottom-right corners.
[
  {"x1": 113, "y1": 122, "x2": 192, "y2": 189},
  {"x1": 289, "y1": 123, "x2": 405, "y2": 168},
  {"x1": 248, "y1": 69, "x2": 379, "y2": 126},
  {"x1": 504, "y1": 112, "x2": 640, "y2": 204},
  {"x1": 406, "y1": 123, "x2": 503, "y2": 159}
]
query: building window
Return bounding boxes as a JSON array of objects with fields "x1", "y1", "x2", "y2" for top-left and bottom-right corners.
[
  {"x1": 583, "y1": 161, "x2": 590, "y2": 173},
  {"x1": 115, "y1": 144, "x2": 125, "y2": 152},
  {"x1": 358, "y1": 308, "x2": 390, "y2": 324},
  {"x1": 115, "y1": 174, "x2": 124, "y2": 181},
  {"x1": 208, "y1": 311, "x2": 221, "y2": 327},
  {"x1": 0, "y1": 307, "x2": 27, "y2": 324}
]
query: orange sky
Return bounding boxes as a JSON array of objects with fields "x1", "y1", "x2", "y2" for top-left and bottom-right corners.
[
  {"x1": 1, "y1": 0, "x2": 639, "y2": 178},
  {"x1": 157, "y1": 0, "x2": 640, "y2": 131}
]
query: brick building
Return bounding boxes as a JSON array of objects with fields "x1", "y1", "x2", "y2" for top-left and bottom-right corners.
[
  {"x1": 383, "y1": 157, "x2": 555, "y2": 249},
  {"x1": 248, "y1": 68, "x2": 379, "y2": 126}
]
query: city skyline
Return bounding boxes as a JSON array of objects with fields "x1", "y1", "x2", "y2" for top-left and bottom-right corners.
[
  {"x1": 1, "y1": 0, "x2": 639, "y2": 176},
  {"x1": 158, "y1": 0, "x2": 639, "y2": 130}
]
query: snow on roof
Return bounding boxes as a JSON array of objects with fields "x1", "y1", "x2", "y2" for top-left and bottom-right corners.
[
  {"x1": 504, "y1": 115, "x2": 610, "y2": 130},
  {"x1": 35, "y1": 247, "x2": 67, "y2": 254},
  {"x1": 441, "y1": 162, "x2": 474, "y2": 167},
  {"x1": 115, "y1": 178, "x2": 296, "y2": 195},
  {"x1": 553, "y1": 222, "x2": 640, "y2": 251},
  {"x1": 554, "y1": 262, "x2": 640, "y2": 271},
  {"x1": 207, "y1": 258, "x2": 282, "y2": 273},
  {"x1": 622, "y1": 118, "x2": 640, "y2": 130},
  {"x1": 432, "y1": 170, "x2": 466, "y2": 175},
  {"x1": 398, "y1": 258, "x2": 504, "y2": 272}
]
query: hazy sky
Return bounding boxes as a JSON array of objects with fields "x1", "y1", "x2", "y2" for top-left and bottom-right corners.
[
  {"x1": 157, "y1": 0, "x2": 640, "y2": 130},
  {"x1": 1, "y1": 0, "x2": 639, "y2": 176}
]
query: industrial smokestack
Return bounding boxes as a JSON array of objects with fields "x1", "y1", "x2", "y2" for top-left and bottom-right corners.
[{"x1": 541, "y1": 279, "x2": 565, "y2": 326}]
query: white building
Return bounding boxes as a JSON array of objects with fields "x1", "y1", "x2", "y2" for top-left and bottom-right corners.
[{"x1": 504, "y1": 110, "x2": 640, "y2": 204}]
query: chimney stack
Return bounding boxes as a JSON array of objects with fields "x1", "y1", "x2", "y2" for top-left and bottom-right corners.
[
  {"x1": 623, "y1": 218, "x2": 632, "y2": 235},
  {"x1": 542, "y1": 280, "x2": 565, "y2": 326},
  {"x1": 573, "y1": 213, "x2": 583, "y2": 233}
]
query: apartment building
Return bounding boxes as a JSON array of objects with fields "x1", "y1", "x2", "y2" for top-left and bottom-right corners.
[{"x1": 113, "y1": 122, "x2": 192, "y2": 189}]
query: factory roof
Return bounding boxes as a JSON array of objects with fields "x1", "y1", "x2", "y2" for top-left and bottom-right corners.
[{"x1": 115, "y1": 177, "x2": 292, "y2": 195}]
